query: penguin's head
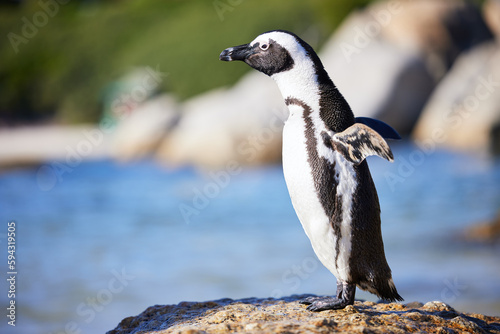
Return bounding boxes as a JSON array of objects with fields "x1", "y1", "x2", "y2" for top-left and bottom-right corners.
[{"x1": 219, "y1": 30, "x2": 314, "y2": 76}]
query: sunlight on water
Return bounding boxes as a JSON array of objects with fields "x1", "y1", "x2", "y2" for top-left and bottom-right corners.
[{"x1": 0, "y1": 142, "x2": 499, "y2": 333}]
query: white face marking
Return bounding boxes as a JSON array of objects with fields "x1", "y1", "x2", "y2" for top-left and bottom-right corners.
[{"x1": 250, "y1": 31, "x2": 303, "y2": 55}]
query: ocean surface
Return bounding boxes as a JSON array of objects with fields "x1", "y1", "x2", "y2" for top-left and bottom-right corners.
[{"x1": 0, "y1": 142, "x2": 499, "y2": 333}]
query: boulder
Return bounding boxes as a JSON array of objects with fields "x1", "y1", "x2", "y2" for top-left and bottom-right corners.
[
  {"x1": 112, "y1": 94, "x2": 180, "y2": 161},
  {"x1": 374, "y1": 0, "x2": 492, "y2": 76},
  {"x1": 156, "y1": 72, "x2": 286, "y2": 169},
  {"x1": 101, "y1": 66, "x2": 165, "y2": 128},
  {"x1": 107, "y1": 295, "x2": 500, "y2": 334},
  {"x1": 319, "y1": 0, "x2": 492, "y2": 136},
  {"x1": 321, "y1": 22, "x2": 434, "y2": 135},
  {"x1": 484, "y1": 0, "x2": 500, "y2": 40},
  {"x1": 412, "y1": 41, "x2": 500, "y2": 153},
  {"x1": 461, "y1": 211, "x2": 500, "y2": 244}
]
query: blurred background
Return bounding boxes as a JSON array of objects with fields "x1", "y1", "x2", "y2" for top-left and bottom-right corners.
[{"x1": 0, "y1": 0, "x2": 499, "y2": 332}]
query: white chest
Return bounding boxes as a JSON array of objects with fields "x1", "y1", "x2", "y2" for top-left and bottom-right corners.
[
  {"x1": 281, "y1": 104, "x2": 357, "y2": 281},
  {"x1": 282, "y1": 105, "x2": 326, "y2": 231}
]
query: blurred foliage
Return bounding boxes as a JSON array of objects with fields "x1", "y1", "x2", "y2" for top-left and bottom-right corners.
[{"x1": 0, "y1": 0, "x2": 373, "y2": 124}]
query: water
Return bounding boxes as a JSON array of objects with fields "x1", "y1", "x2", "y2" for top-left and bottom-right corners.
[{"x1": 0, "y1": 142, "x2": 499, "y2": 333}]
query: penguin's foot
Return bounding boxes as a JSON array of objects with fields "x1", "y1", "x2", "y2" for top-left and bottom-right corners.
[
  {"x1": 299, "y1": 296, "x2": 324, "y2": 305},
  {"x1": 301, "y1": 296, "x2": 352, "y2": 312},
  {"x1": 301, "y1": 281, "x2": 356, "y2": 312}
]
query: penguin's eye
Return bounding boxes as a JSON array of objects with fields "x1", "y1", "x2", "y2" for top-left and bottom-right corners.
[{"x1": 260, "y1": 43, "x2": 269, "y2": 51}]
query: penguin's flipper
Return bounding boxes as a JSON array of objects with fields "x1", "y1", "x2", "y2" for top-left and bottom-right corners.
[
  {"x1": 323, "y1": 123, "x2": 394, "y2": 165},
  {"x1": 355, "y1": 117, "x2": 401, "y2": 140}
]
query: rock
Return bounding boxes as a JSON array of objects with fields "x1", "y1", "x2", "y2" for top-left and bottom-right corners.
[
  {"x1": 111, "y1": 94, "x2": 180, "y2": 161},
  {"x1": 461, "y1": 211, "x2": 500, "y2": 244},
  {"x1": 101, "y1": 66, "x2": 165, "y2": 128},
  {"x1": 375, "y1": 0, "x2": 492, "y2": 76},
  {"x1": 156, "y1": 72, "x2": 286, "y2": 169},
  {"x1": 412, "y1": 41, "x2": 500, "y2": 153},
  {"x1": 319, "y1": 0, "x2": 492, "y2": 136},
  {"x1": 321, "y1": 27, "x2": 434, "y2": 135},
  {"x1": 107, "y1": 295, "x2": 500, "y2": 334},
  {"x1": 484, "y1": 0, "x2": 500, "y2": 40}
]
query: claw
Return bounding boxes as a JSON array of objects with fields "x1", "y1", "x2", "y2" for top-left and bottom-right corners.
[{"x1": 299, "y1": 296, "x2": 321, "y2": 305}]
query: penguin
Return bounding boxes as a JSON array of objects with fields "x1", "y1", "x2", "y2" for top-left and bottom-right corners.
[{"x1": 219, "y1": 30, "x2": 403, "y2": 311}]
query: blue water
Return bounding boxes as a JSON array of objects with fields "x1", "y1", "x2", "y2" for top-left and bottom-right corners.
[{"x1": 0, "y1": 142, "x2": 499, "y2": 333}]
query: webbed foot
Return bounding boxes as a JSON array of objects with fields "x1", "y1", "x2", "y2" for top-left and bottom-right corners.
[
  {"x1": 299, "y1": 296, "x2": 324, "y2": 305},
  {"x1": 306, "y1": 296, "x2": 351, "y2": 312},
  {"x1": 301, "y1": 281, "x2": 356, "y2": 312}
]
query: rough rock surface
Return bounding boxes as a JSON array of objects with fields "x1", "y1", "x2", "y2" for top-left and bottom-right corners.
[{"x1": 107, "y1": 295, "x2": 500, "y2": 334}]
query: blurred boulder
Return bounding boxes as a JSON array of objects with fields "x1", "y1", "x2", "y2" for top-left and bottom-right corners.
[
  {"x1": 321, "y1": 24, "x2": 434, "y2": 135},
  {"x1": 461, "y1": 211, "x2": 500, "y2": 244},
  {"x1": 412, "y1": 41, "x2": 500, "y2": 153},
  {"x1": 156, "y1": 72, "x2": 285, "y2": 169},
  {"x1": 376, "y1": 0, "x2": 492, "y2": 77},
  {"x1": 101, "y1": 66, "x2": 165, "y2": 129},
  {"x1": 484, "y1": 0, "x2": 500, "y2": 40},
  {"x1": 320, "y1": 0, "x2": 492, "y2": 135},
  {"x1": 112, "y1": 95, "x2": 180, "y2": 161}
]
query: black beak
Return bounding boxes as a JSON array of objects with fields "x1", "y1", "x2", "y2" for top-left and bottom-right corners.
[{"x1": 219, "y1": 43, "x2": 252, "y2": 61}]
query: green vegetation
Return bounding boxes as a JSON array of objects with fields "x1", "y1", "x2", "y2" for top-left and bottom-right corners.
[{"x1": 0, "y1": 0, "x2": 372, "y2": 123}]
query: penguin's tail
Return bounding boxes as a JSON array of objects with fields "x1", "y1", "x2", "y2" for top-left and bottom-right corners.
[{"x1": 376, "y1": 278, "x2": 404, "y2": 302}]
